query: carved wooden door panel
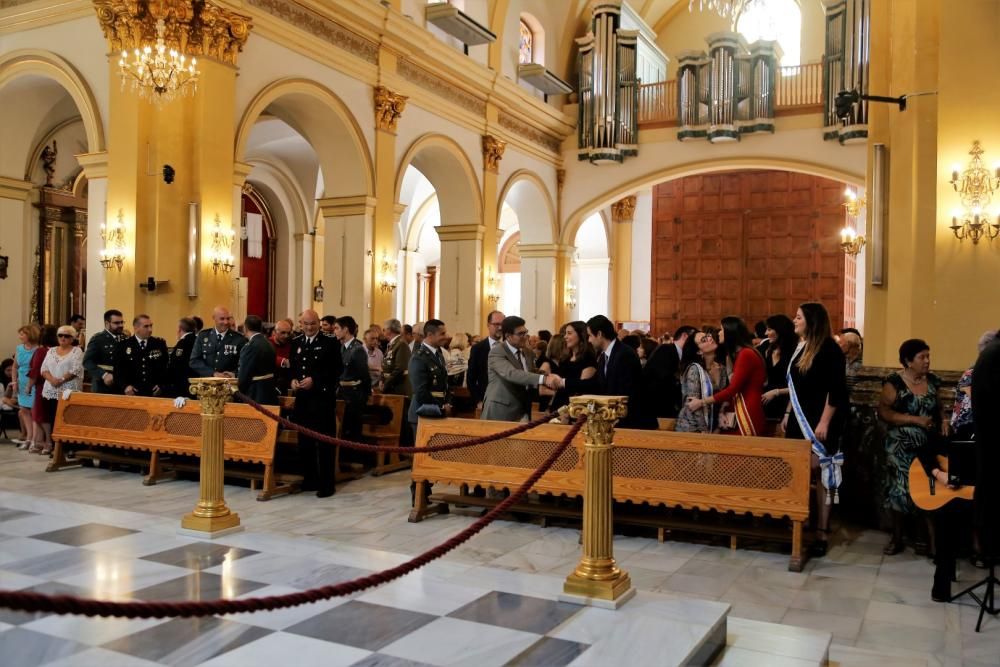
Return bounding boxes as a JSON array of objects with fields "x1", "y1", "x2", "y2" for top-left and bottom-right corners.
[{"x1": 651, "y1": 170, "x2": 848, "y2": 335}]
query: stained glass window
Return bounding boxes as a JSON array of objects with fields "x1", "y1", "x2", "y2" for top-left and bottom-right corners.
[{"x1": 519, "y1": 20, "x2": 533, "y2": 64}]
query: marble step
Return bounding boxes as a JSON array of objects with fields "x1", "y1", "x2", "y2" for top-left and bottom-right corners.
[
  {"x1": 710, "y1": 616, "x2": 833, "y2": 666},
  {"x1": 827, "y1": 644, "x2": 930, "y2": 667}
]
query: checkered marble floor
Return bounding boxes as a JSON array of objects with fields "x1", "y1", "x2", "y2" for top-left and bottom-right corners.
[
  {"x1": 0, "y1": 499, "x2": 736, "y2": 667},
  {"x1": 1, "y1": 440, "x2": 998, "y2": 666}
]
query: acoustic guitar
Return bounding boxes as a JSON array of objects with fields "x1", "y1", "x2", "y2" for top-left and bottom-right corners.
[{"x1": 909, "y1": 455, "x2": 974, "y2": 511}]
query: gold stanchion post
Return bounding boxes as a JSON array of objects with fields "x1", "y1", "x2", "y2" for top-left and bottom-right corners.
[
  {"x1": 559, "y1": 395, "x2": 635, "y2": 608},
  {"x1": 180, "y1": 378, "x2": 243, "y2": 537}
]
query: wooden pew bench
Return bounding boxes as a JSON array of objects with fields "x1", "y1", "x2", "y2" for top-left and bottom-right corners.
[
  {"x1": 49, "y1": 392, "x2": 298, "y2": 501},
  {"x1": 410, "y1": 418, "x2": 812, "y2": 571},
  {"x1": 278, "y1": 393, "x2": 408, "y2": 478}
]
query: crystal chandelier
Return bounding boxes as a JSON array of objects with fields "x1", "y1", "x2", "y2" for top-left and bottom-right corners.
[
  {"x1": 118, "y1": 19, "x2": 199, "y2": 104},
  {"x1": 688, "y1": 0, "x2": 762, "y2": 25},
  {"x1": 100, "y1": 209, "x2": 127, "y2": 271},
  {"x1": 208, "y1": 214, "x2": 235, "y2": 274},
  {"x1": 948, "y1": 141, "x2": 1000, "y2": 244}
]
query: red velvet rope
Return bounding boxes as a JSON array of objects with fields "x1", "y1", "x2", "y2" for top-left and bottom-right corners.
[
  {"x1": 0, "y1": 417, "x2": 584, "y2": 618},
  {"x1": 235, "y1": 391, "x2": 558, "y2": 454}
]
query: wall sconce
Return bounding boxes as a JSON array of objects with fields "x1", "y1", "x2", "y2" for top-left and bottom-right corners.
[
  {"x1": 313, "y1": 280, "x2": 324, "y2": 302},
  {"x1": 100, "y1": 208, "x2": 127, "y2": 271},
  {"x1": 566, "y1": 283, "x2": 578, "y2": 310},
  {"x1": 486, "y1": 270, "x2": 501, "y2": 305},
  {"x1": 372, "y1": 250, "x2": 398, "y2": 294},
  {"x1": 208, "y1": 214, "x2": 235, "y2": 274},
  {"x1": 948, "y1": 141, "x2": 1000, "y2": 244},
  {"x1": 840, "y1": 188, "x2": 866, "y2": 257},
  {"x1": 0, "y1": 246, "x2": 8, "y2": 280}
]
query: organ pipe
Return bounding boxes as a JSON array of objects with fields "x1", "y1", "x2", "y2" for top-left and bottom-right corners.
[{"x1": 823, "y1": 0, "x2": 870, "y2": 144}]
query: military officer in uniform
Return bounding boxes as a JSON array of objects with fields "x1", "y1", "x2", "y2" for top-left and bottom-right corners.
[
  {"x1": 381, "y1": 318, "x2": 412, "y2": 397},
  {"x1": 407, "y1": 318, "x2": 451, "y2": 433},
  {"x1": 166, "y1": 317, "x2": 198, "y2": 397},
  {"x1": 189, "y1": 306, "x2": 245, "y2": 378},
  {"x1": 334, "y1": 316, "x2": 371, "y2": 453},
  {"x1": 407, "y1": 319, "x2": 451, "y2": 506},
  {"x1": 237, "y1": 315, "x2": 277, "y2": 405},
  {"x1": 83, "y1": 309, "x2": 125, "y2": 393},
  {"x1": 114, "y1": 315, "x2": 169, "y2": 396},
  {"x1": 290, "y1": 309, "x2": 341, "y2": 497}
]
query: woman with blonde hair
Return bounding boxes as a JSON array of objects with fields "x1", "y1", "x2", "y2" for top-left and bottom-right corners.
[
  {"x1": 446, "y1": 332, "x2": 470, "y2": 385},
  {"x1": 784, "y1": 302, "x2": 849, "y2": 556},
  {"x1": 12, "y1": 324, "x2": 40, "y2": 450}
]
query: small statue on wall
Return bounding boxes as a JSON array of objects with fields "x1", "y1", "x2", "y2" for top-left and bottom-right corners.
[{"x1": 40, "y1": 140, "x2": 58, "y2": 187}]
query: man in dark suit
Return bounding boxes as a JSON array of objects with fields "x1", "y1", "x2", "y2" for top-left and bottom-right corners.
[
  {"x1": 83, "y1": 309, "x2": 125, "y2": 393},
  {"x1": 237, "y1": 315, "x2": 277, "y2": 405},
  {"x1": 290, "y1": 309, "x2": 341, "y2": 497},
  {"x1": 407, "y1": 319, "x2": 451, "y2": 432},
  {"x1": 467, "y1": 310, "x2": 504, "y2": 407},
  {"x1": 334, "y1": 316, "x2": 370, "y2": 448},
  {"x1": 556, "y1": 314, "x2": 657, "y2": 430},
  {"x1": 166, "y1": 317, "x2": 197, "y2": 398},
  {"x1": 480, "y1": 316, "x2": 551, "y2": 422},
  {"x1": 114, "y1": 314, "x2": 169, "y2": 397},
  {"x1": 189, "y1": 306, "x2": 246, "y2": 378},
  {"x1": 642, "y1": 325, "x2": 697, "y2": 418},
  {"x1": 973, "y1": 335, "x2": 1000, "y2": 557}
]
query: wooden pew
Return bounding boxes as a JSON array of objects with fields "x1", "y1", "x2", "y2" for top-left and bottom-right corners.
[
  {"x1": 49, "y1": 392, "x2": 298, "y2": 501},
  {"x1": 410, "y1": 418, "x2": 812, "y2": 571},
  {"x1": 278, "y1": 393, "x2": 408, "y2": 478}
]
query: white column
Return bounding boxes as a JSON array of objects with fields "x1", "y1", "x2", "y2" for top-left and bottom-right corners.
[
  {"x1": 401, "y1": 249, "x2": 420, "y2": 323},
  {"x1": 0, "y1": 177, "x2": 34, "y2": 343},
  {"x1": 519, "y1": 243, "x2": 568, "y2": 333},
  {"x1": 318, "y1": 196, "x2": 375, "y2": 322},
  {"x1": 436, "y1": 224, "x2": 484, "y2": 336},
  {"x1": 293, "y1": 232, "x2": 313, "y2": 316},
  {"x1": 630, "y1": 189, "x2": 652, "y2": 323}
]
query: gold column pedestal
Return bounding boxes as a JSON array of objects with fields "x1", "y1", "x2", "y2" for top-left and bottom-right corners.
[
  {"x1": 560, "y1": 395, "x2": 635, "y2": 609},
  {"x1": 181, "y1": 378, "x2": 242, "y2": 536}
]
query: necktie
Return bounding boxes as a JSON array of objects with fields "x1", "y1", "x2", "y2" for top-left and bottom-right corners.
[
  {"x1": 599, "y1": 352, "x2": 608, "y2": 376},
  {"x1": 139, "y1": 339, "x2": 146, "y2": 351},
  {"x1": 515, "y1": 349, "x2": 524, "y2": 370},
  {"x1": 436, "y1": 349, "x2": 446, "y2": 368}
]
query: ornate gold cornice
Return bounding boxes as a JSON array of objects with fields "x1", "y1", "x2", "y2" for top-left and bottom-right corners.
[
  {"x1": 398, "y1": 58, "x2": 486, "y2": 116},
  {"x1": 611, "y1": 195, "x2": 637, "y2": 223},
  {"x1": 497, "y1": 110, "x2": 562, "y2": 154},
  {"x1": 246, "y1": 0, "x2": 377, "y2": 64},
  {"x1": 482, "y1": 135, "x2": 506, "y2": 173},
  {"x1": 374, "y1": 86, "x2": 407, "y2": 133},
  {"x1": 93, "y1": 0, "x2": 252, "y2": 66}
]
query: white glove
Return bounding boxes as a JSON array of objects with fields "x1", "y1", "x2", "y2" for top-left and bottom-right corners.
[
  {"x1": 61, "y1": 388, "x2": 74, "y2": 400},
  {"x1": 173, "y1": 397, "x2": 188, "y2": 408}
]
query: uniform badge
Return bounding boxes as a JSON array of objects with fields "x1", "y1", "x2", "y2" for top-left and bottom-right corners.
[
  {"x1": 126, "y1": 347, "x2": 132, "y2": 356},
  {"x1": 297, "y1": 347, "x2": 302, "y2": 354},
  {"x1": 176, "y1": 349, "x2": 183, "y2": 356}
]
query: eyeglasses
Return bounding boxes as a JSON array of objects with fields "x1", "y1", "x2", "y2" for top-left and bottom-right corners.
[{"x1": 57, "y1": 334, "x2": 74, "y2": 339}]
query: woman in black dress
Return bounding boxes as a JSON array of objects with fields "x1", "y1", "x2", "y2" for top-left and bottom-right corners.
[
  {"x1": 761, "y1": 314, "x2": 796, "y2": 423},
  {"x1": 548, "y1": 321, "x2": 596, "y2": 411},
  {"x1": 784, "y1": 302, "x2": 849, "y2": 556}
]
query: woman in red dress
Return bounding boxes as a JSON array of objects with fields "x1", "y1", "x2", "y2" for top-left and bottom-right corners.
[{"x1": 686, "y1": 317, "x2": 766, "y2": 436}]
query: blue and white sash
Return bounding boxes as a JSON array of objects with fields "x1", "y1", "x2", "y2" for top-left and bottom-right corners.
[
  {"x1": 693, "y1": 363, "x2": 714, "y2": 432},
  {"x1": 787, "y1": 342, "x2": 844, "y2": 504}
]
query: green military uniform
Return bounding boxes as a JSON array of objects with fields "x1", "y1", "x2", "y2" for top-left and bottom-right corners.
[
  {"x1": 114, "y1": 335, "x2": 169, "y2": 396},
  {"x1": 338, "y1": 338, "x2": 371, "y2": 446},
  {"x1": 237, "y1": 333, "x2": 277, "y2": 405},
  {"x1": 382, "y1": 334, "x2": 412, "y2": 396},
  {"x1": 407, "y1": 342, "x2": 450, "y2": 428},
  {"x1": 83, "y1": 329, "x2": 123, "y2": 393},
  {"x1": 189, "y1": 328, "x2": 246, "y2": 377}
]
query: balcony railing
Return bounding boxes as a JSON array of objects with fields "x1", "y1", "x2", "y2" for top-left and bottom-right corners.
[{"x1": 638, "y1": 62, "x2": 824, "y2": 126}]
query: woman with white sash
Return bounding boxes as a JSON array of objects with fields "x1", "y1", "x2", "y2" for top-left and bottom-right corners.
[
  {"x1": 783, "y1": 303, "x2": 849, "y2": 557},
  {"x1": 676, "y1": 329, "x2": 728, "y2": 432}
]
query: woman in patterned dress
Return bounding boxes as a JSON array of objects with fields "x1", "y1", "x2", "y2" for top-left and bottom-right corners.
[
  {"x1": 877, "y1": 338, "x2": 950, "y2": 555},
  {"x1": 676, "y1": 328, "x2": 729, "y2": 433}
]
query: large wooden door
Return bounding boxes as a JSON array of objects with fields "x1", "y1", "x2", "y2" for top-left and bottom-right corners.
[{"x1": 651, "y1": 170, "x2": 850, "y2": 335}]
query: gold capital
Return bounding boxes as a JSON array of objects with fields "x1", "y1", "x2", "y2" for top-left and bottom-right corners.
[
  {"x1": 482, "y1": 135, "x2": 507, "y2": 173},
  {"x1": 610, "y1": 195, "x2": 637, "y2": 224},
  {"x1": 94, "y1": 0, "x2": 253, "y2": 66},
  {"x1": 566, "y1": 395, "x2": 628, "y2": 446},
  {"x1": 374, "y1": 86, "x2": 408, "y2": 133}
]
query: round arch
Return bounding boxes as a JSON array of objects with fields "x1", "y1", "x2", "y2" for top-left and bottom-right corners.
[
  {"x1": 0, "y1": 49, "x2": 105, "y2": 157},
  {"x1": 561, "y1": 156, "x2": 864, "y2": 244},
  {"x1": 244, "y1": 157, "x2": 311, "y2": 236},
  {"x1": 497, "y1": 169, "x2": 557, "y2": 244},
  {"x1": 235, "y1": 78, "x2": 374, "y2": 198},
  {"x1": 404, "y1": 192, "x2": 440, "y2": 251},
  {"x1": 395, "y1": 133, "x2": 483, "y2": 226}
]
